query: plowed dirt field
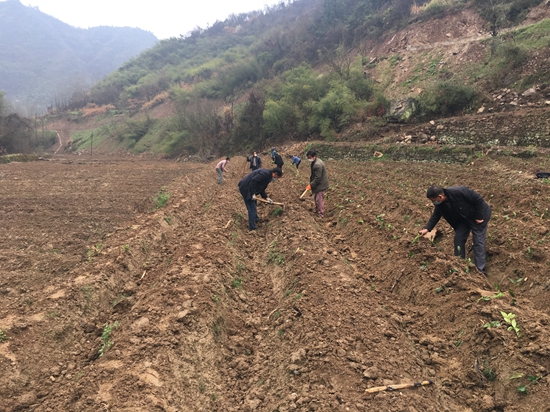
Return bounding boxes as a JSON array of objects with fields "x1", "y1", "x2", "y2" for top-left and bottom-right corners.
[{"x1": 1, "y1": 151, "x2": 550, "y2": 412}]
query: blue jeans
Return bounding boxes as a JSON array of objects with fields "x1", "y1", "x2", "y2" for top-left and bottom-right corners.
[
  {"x1": 243, "y1": 197, "x2": 258, "y2": 230},
  {"x1": 216, "y1": 168, "x2": 223, "y2": 184}
]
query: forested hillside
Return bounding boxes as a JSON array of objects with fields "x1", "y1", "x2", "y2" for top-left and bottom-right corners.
[
  {"x1": 0, "y1": 0, "x2": 157, "y2": 112},
  {"x1": 18, "y1": 0, "x2": 550, "y2": 156}
]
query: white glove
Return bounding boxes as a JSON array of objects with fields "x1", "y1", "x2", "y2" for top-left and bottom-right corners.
[
  {"x1": 252, "y1": 194, "x2": 257, "y2": 200},
  {"x1": 267, "y1": 198, "x2": 274, "y2": 205}
]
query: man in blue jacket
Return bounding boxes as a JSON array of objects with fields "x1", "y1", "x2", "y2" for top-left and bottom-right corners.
[
  {"x1": 238, "y1": 167, "x2": 283, "y2": 231},
  {"x1": 420, "y1": 185, "x2": 491, "y2": 274}
]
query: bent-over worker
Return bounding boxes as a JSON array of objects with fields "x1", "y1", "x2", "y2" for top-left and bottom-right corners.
[
  {"x1": 291, "y1": 155, "x2": 301, "y2": 169},
  {"x1": 273, "y1": 152, "x2": 284, "y2": 169},
  {"x1": 238, "y1": 167, "x2": 283, "y2": 231},
  {"x1": 215, "y1": 157, "x2": 230, "y2": 184},
  {"x1": 420, "y1": 185, "x2": 491, "y2": 275}
]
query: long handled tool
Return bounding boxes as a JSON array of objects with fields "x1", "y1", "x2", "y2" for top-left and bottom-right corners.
[
  {"x1": 256, "y1": 198, "x2": 284, "y2": 207},
  {"x1": 299, "y1": 189, "x2": 310, "y2": 199},
  {"x1": 365, "y1": 380, "x2": 433, "y2": 394},
  {"x1": 242, "y1": 157, "x2": 249, "y2": 176}
]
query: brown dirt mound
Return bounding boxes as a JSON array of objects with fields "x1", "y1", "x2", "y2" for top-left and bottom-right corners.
[{"x1": 1, "y1": 151, "x2": 550, "y2": 411}]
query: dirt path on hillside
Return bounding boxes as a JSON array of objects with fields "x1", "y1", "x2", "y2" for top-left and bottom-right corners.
[
  {"x1": 52, "y1": 129, "x2": 75, "y2": 154},
  {"x1": 2, "y1": 153, "x2": 550, "y2": 411}
]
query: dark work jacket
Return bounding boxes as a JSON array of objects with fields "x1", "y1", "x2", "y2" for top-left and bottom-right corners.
[
  {"x1": 309, "y1": 158, "x2": 329, "y2": 194},
  {"x1": 249, "y1": 155, "x2": 262, "y2": 169},
  {"x1": 273, "y1": 154, "x2": 284, "y2": 169},
  {"x1": 238, "y1": 169, "x2": 272, "y2": 201},
  {"x1": 425, "y1": 186, "x2": 491, "y2": 231}
]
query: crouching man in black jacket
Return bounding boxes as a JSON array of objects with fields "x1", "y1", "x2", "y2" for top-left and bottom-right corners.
[
  {"x1": 420, "y1": 185, "x2": 491, "y2": 275},
  {"x1": 238, "y1": 167, "x2": 283, "y2": 231}
]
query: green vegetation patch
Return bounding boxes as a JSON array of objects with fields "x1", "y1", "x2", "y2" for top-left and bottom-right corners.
[
  {"x1": 512, "y1": 18, "x2": 550, "y2": 49},
  {"x1": 0, "y1": 154, "x2": 40, "y2": 164}
]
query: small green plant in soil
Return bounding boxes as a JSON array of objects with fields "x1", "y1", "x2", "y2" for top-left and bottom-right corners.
[
  {"x1": 272, "y1": 207, "x2": 283, "y2": 216},
  {"x1": 517, "y1": 385, "x2": 528, "y2": 395},
  {"x1": 478, "y1": 291, "x2": 506, "y2": 302},
  {"x1": 81, "y1": 286, "x2": 93, "y2": 300},
  {"x1": 232, "y1": 277, "x2": 243, "y2": 288},
  {"x1": 501, "y1": 311, "x2": 521, "y2": 337},
  {"x1": 268, "y1": 248, "x2": 284, "y2": 265},
  {"x1": 509, "y1": 277, "x2": 524, "y2": 284},
  {"x1": 45, "y1": 311, "x2": 59, "y2": 318},
  {"x1": 111, "y1": 294, "x2": 128, "y2": 307},
  {"x1": 0, "y1": 329, "x2": 7, "y2": 343},
  {"x1": 212, "y1": 317, "x2": 225, "y2": 339},
  {"x1": 86, "y1": 243, "x2": 103, "y2": 262},
  {"x1": 509, "y1": 372, "x2": 524, "y2": 380},
  {"x1": 528, "y1": 375, "x2": 542, "y2": 384},
  {"x1": 483, "y1": 321, "x2": 501, "y2": 329},
  {"x1": 98, "y1": 321, "x2": 119, "y2": 358},
  {"x1": 483, "y1": 367, "x2": 497, "y2": 381},
  {"x1": 153, "y1": 186, "x2": 170, "y2": 210}
]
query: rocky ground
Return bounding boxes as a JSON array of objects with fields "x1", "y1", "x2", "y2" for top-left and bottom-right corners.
[{"x1": 1, "y1": 149, "x2": 550, "y2": 411}]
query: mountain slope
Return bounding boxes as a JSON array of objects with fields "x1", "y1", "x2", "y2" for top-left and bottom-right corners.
[{"x1": 0, "y1": 0, "x2": 157, "y2": 111}]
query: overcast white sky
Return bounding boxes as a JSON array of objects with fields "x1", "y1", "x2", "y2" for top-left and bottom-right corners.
[{"x1": 18, "y1": 0, "x2": 282, "y2": 39}]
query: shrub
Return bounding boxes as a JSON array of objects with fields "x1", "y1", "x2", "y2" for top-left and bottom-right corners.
[
  {"x1": 419, "y1": 81, "x2": 477, "y2": 117},
  {"x1": 346, "y1": 70, "x2": 374, "y2": 101},
  {"x1": 365, "y1": 93, "x2": 390, "y2": 117},
  {"x1": 486, "y1": 42, "x2": 528, "y2": 88},
  {"x1": 263, "y1": 100, "x2": 297, "y2": 137},
  {"x1": 307, "y1": 81, "x2": 361, "y2": 134},
  {"x1": 498, "y1": 43, "x2": 527, "y2": 70}
]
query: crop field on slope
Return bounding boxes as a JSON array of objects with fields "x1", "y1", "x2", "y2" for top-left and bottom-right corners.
[{"x1": 1, "y1": 151, "x2": 550, "y2": 412}]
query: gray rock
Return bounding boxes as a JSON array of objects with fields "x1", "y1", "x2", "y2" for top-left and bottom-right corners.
[
  {"x1": 387, "y1": 98, "x2": 419, "y2": 123},
  {"x1": 131, "y1": 317, "x2": 150, "y2": 330},
  {"x1": 363, "y1": 367, "x2": 378, "y2": 379},
  {"x1": 522, "y1": 88, "x2": 537, "y2": 97}
]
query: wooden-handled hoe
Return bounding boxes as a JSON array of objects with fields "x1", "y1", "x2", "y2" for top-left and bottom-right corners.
[
  {"x1": 365, "y1": 380, "x2": 433, "y2": 394},
  {"x1": 256, "y1": 198, "x2": 285, "y2": 209}
]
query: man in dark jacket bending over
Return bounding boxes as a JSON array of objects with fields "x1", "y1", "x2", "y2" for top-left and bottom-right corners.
[
  {"x1": 238, "y1": 167, "x2": 283, "y2": 231},
  {"x1": 420, "y1": 185, "x2": 491, "y2": 274}
]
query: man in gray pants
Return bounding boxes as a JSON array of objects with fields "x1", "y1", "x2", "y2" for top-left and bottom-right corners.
[{"x1": 420, "y1": 185, "x2": 491, "y2": 274}]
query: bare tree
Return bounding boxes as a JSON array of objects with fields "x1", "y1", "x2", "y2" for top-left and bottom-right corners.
[{"x1": 319, "y1": 42, "x2": 355, "y2": 80}]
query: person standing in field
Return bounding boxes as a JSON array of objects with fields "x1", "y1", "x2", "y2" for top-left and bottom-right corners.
[
  {"x1": 419, "y1": 185, "x2": 492, "y2": 275},
  {"x1": 306, "y1": 150, "x2": 329, "y2": 218},
  {"x1": 273, "y1": 152, "x2": 284, "y2": 169},
  {"x1": 249, "y1": 152, "x2": 262, "y2": 171},
  {"x1": 238, "y1": 167, "x2": 283, "y2": 231},
  {"x1": 215, "y1": 157, "x2": 230, "y2": 184},
  {"x1": 291, "y1": 155, "x2": 301, "y2": 169}
]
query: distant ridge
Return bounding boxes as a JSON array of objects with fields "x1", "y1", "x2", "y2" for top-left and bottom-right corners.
[{"x1": 0, "y1": 0, "x2": 157, "y2": 111}]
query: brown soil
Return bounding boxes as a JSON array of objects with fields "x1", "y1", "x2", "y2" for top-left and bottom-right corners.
[{"x1": 1, "y1": 151, "x2": 550, "y2": 412}]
